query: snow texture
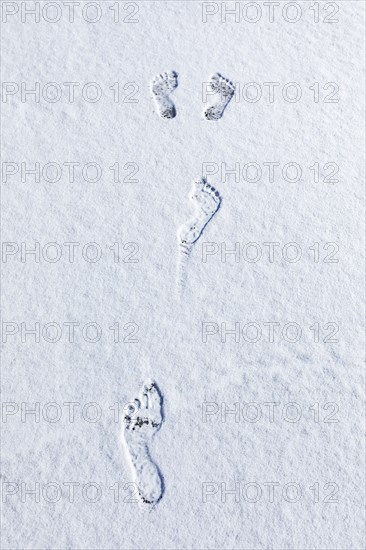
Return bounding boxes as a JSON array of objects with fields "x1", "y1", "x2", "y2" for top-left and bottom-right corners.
[{"x1": 1, "y1": 1, "x2": 365, "y2": 549}]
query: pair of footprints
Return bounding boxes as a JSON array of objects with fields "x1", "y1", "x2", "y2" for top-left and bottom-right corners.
[{"x1": 151, "y1": 71, "x2": 235, "y2": 120}]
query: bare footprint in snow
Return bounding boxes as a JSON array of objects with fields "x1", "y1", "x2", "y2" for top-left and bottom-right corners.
[
  {"x1": 203, "y1": 73, "x2": 235, "y2": 120},
  {"x1": 177, "y1": 177, "x2": 221, "y2": 292},
  {"x1": 151, "y1": 71, "x2": 178, "y2": 119},
  {"x1": 122, "y1": 380, "x2": 163, "y2": 507}
]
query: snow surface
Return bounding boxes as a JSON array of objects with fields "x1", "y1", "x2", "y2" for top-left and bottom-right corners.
[{"x1": 1, "y1": 1, "x2": 365, "y2": 548}]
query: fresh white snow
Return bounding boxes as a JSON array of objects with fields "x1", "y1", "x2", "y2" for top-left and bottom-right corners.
[{"x1": 1, "y1": 1, "x2": 365, "y2": 548}]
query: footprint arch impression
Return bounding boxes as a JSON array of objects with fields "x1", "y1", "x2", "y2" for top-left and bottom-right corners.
[
  {"x1": 122, "y1": 380, "x2": 164, "y2": 507},
  {"x1": 177, "y1": 177, "x2": 221, "y2": 292},
  {"x1": 151, "y1": 71, "x2": 178, "y2": 119},
  {"x1": 203, "y1": 73, "x2": 235, "y2": 120}
]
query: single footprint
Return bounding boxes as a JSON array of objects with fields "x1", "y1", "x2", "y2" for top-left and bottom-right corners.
[
  {"x1": 203, "y1": 73, "x2": 235, "y2": 120},
  {"x1": 151, "y1": 71, "x2": 178, "y2": 119},
  {"x1": 177, "y1": 177, "x2": 221, "y2": 292},
  {"x1": 122, "y1": 380, "x2": 164, "y2": 507}
]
